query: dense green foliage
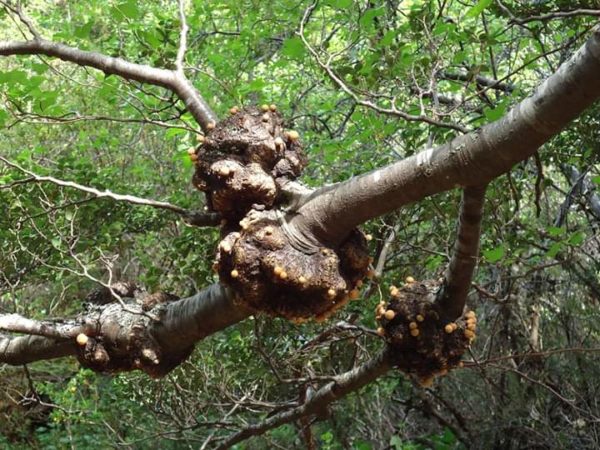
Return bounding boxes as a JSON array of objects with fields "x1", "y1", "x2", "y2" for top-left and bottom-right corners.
[{"x1": 1, "y1": 0, "x2": 600, "y2": 448}]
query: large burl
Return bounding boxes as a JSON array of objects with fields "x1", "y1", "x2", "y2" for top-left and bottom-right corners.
[
  {"x1": 191, "y1": 105, "x2": 307, "y2": 222},
  {"x1": 376, "y1": 279, "x2": 476, "y2": 386},
  {"x1": 190, "y1": 106, "x2": 370, "y2": 321}
]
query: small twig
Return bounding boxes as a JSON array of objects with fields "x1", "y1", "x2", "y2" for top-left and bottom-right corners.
[
  {"x1": 297, "y1": 3, "x2": 467, "y2": 133},
  {"x1": 0, "y1": 156, "x2": 219, "y2": 227},
  {"x1": 176, "y1": 0, "x2": 189, "y2": 74}
]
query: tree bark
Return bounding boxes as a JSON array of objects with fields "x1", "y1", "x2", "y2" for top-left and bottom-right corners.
[{"x1": 0, "y1": 39, "x2": 217, "y2": 130}]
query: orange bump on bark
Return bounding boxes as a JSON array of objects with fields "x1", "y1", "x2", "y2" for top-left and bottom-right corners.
[
  {"x1": 444, "y1": 324, "x2": 454, "y2": 334},
  {"x1": 416, "y1": 314, "x2": 425, "y2": 322},
  {"x1": 279, "y1": 271, "x2": 288, "y2": 280},
  {"x1": 405, "y1": 276, "x2": 415, "y2": 283},
  {"x1": 376, "y1": 327, "x2": 386, "y2": 337},
  {"x1": 76, "y1": 333, "x2": 88, "y2": 346},
  {"x1": 349, "y1": 289, "x2": 360, "y2": 300},
  {"x1": 261, "y1": 104, "x2": 270, "y2": 112},
  {"x1": 384, "y1": 309, "x2": 396, "y2": 320},
  {"x1": 206, "y1": 121, "x2": 216, "y2": 130},
  {"x1": 365, "y1": 234, "x2": 373, "y2": 241},
  {"x1": 269, "y1": 104, "x2": 277, "y2": 111},
  {"x1": 410, "y1": 328, "x2": 420, "y2": 337},
  {"x1": 230, "y1": 269, "x2": 239, "y2": 278},
  {"x1": 287, "y1": 130, "x2": 300, "y2": 141},
  {"x1": 409, "y1": 321, "x2": 418, "y2": 330},
  {"x1": 327, "y1": 288, "x2": 336, "y2": 298},
  {"x1": 187, "y1": 147, "x2": 196, "y2": 155}
]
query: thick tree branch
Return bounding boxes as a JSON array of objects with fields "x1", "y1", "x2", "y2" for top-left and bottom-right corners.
[
  {"x1": 0, "y1": 156, "x2": 220, "y2": 227},
  {"x1": 0, "y1": 314, "x2": 83, "y2": 339},
  {"x1": 0, "y1": 39, "x2": 217, "y2": 130},
  {"x1": 0, "y1": 334, "x2": 77, "y2": 365},
  {"x1": 436, "y1": 186, "x2": 486, "y2": 321},
  {"x1": 0, "y1": 283, "x2": 248, "y2": 370},
  {"x1": 290, "y1": 26, "x2": 600, "y2": 246},
  {"x1": 216, "y1": 349, "x2": 393, "y2": 449}
]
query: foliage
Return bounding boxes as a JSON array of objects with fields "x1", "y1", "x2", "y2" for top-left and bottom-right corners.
[{"x1": 1, "y1": 0, "x2": 600, "y2": 448}]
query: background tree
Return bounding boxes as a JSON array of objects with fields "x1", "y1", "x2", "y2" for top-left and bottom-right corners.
[{"x1": 1, "y1": 0, "x2": 600, "y2": 448}]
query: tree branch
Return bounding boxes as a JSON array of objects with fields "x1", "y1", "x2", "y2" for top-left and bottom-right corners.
[
  {"x1": 0, "y1": 39, "x2": 217, "y2": 130},
  {"x1": 0, "y1": 334, "x2": 77, "y2": 365},
  {"x1": 175, "y1": 0, "x2": 189, "y2": 75},
  {"x1": 289, "y1": 26, "x2": 600, "y2": 246},
  {"x1": 0, "y1": 314, "x2": 84, "y2": 339},
  {"x1": 0, "y1": 283, "x2": 249, "y2": 371},
  {"x1": 298, "y1": 4, "x2": 467, "y2": 133},
  {"x1": 0, "y1": 156, "x2": 220, "y2": 227},
  {"x1": 436, "y1": 186, "x2": 486, "y2": 321},
  {"x1": 216, "y1": 349, "x2": 393, "y2": 449}
]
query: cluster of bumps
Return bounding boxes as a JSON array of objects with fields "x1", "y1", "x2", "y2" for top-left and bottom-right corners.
[
  {"x1": 375, "y1": 278, "x2": 476, "y2": 385},
  {"x1": 188, "y1": 105, "x2": 371, "y2": 321}
]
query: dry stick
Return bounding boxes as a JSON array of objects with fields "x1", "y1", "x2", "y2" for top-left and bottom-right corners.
[
  {"x1": 216, "y1": 349, "x2": 393, "y2": 450},
  {"x1": 0, "y1": 39, "x2": 217, "y2": 130},
  {"x1": 290, "y1": 26, "x2": 600, "y2": 247},
  {"x1": 0, "y1": 156, "x2": 220, "y2": 227},
  {"x1": 436, "y1": 185, "x2": 486, "y2": 321}
]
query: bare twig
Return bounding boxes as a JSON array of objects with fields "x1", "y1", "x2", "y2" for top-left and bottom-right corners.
[
  {"x1": 298, "y1": 4, "x2": 467, "y2": 133},
  {"x1": 0, "y1": 156, "x2": 220, "y2": 227},
  {"x1": 176, "y1": 0, "x2": 189, "y2": 75}
]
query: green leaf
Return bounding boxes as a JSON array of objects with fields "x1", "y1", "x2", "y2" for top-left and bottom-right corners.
[
  {"x1": 568, "y1": 231, "x2": 585, "y2": 246},
  {"x1": 483, "y1": 245, "x2": 504, "y2": 263},
  {"x1": 483, "y1": 104, "x2": 506, "y2": 121},
  {"x1": 390, "y1": 435, "x2": 403, "y2": 450},
  {"x1": 324, "y1": 0, "x2": 352, "y2": 8},
  {"x1": 546, "y1": 242, "x2": 563, "y2": 258},
  {"x1": 466, "y1": 0, "x2": 493, "y2": 18},
  {"x1": 74, "y1": 21, "x2": 93, "y2": 39},
  {"x1": 281, "y1": 37, "x2": 305, "y2": 60},
  {"x1": 591, "y1": 175, "x2": 600, "y2": 185},
  {"x1": 547, "y1": 226, "x2": 565, "y2": 237}
]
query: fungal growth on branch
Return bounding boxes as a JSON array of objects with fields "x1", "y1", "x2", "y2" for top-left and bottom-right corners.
[
  {"x1": 376, "y1": 278, "x2": 476, "y2": 387},
  {"x1": 215, "y1": 210, "x2": 370, "y2": 321},
  {"x1": 190, "y1": 106, "x2": 371, "y2": 320},
  {"x1": 75, "y1": 288, "x2": 192, "y2": 378},
  {"x1": 191, "y1": 105, "x2": 307, "y2": 221}
]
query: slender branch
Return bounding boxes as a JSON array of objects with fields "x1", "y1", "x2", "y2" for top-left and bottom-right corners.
[
  {"x1": 216, "y1": 349, "x2": 393, "y2": 449},
  {"x1": 298, "y1": 4, "x2": 467, "y2": 133},
  {"x1": 511, "y1": 9, "x2": 600, "y2": 25},
  {"x1": 436, "y1": 186, "x2": 486, "y2": 321},
  {"x1": 0, "y1": 39, "x2": 217, "y2": 129},
  {"x1": 0, "y1": 0, "x2": 40, "y2": 39},
  {"x1": 0, "y1": 156, "x2": 220, "y2": 227},
  {"x1": 176, "y1": 0, "x2": 189, "y2": 75},
  {"x1": 439, "y1": 71, "x2": 514, "y2": 93}
]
